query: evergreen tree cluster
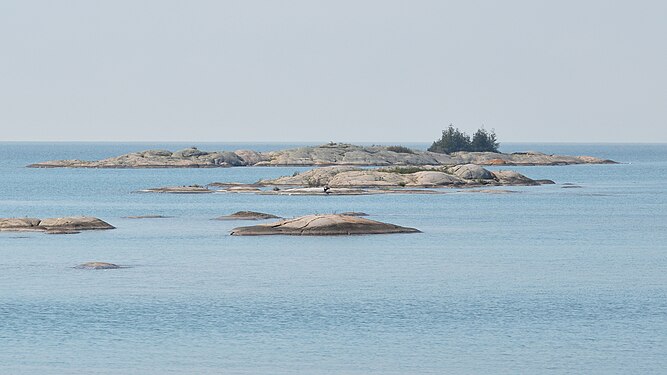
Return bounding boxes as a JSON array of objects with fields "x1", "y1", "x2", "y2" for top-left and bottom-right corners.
[{"x1": 428, "y1": 125, "x2": 499, "y2": 154}]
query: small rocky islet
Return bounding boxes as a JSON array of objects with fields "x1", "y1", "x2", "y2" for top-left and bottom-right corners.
[
  {"x1": 141, "y1": 164, "x2": 554, "y2": 195},
  {"x1": 214, "y1": 211, "x2": 282, "y2": 220},
  {"x1": 230, "y1": 214, "x2": 420, "y2": 236},
  {"x1": 0, "y1": 217, "x2": 115, "y2": 234},
  {"x1": 75, "y1": 262, "x2": 121, "y2": 270},
  {"x1": 27, "y1": 143, "x2": 616, "y2": 168}
]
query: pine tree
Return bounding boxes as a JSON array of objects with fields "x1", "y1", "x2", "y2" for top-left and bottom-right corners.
[{"x1": 428, "y1": 125, "x2": 500, "y2": 154}]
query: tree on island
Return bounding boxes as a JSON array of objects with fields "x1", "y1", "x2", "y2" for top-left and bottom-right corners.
[{"x1": 428, "y1": 125, "x2": 499, "y2": 154}]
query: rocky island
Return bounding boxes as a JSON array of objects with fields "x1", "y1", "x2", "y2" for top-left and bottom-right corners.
[
  {"x1": 256, "y1": 164, "x2": 547, "y2": 188},
  {"x1": 0, "y1": 217, "x2": 115, "y2": 234},
  {"x1": 230, "y1": 214, "x2": 420, "y2": 236},
  {"x1": 27, "y1": 143, "x2": 616, "y2": 168}
]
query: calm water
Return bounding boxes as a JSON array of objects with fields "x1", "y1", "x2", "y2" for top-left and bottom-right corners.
[{"x1": 1, "y1": 143, "x2": 666, "y2": 374}]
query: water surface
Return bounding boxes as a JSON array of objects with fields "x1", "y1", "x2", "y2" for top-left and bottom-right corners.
[{"x1": 1, "y1": 143, "x2": 666, "y2": 374}]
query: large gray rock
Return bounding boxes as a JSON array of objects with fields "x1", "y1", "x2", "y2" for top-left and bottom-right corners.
[
  {"x1": 491, "y1": 170, "x2": 540, "y2": 185},
  {"x1": 230, "y1": 214, "x2": 420, "y2": 236},
  {"x1": 449, "y1": 164, "x2": 494, "y2": 180}
]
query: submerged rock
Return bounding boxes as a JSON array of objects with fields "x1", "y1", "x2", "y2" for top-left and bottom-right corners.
[
  {"x1": 215, "y1": 211, "x2": 281, "y2": 220},
  {"x1": 230, "y1": 214, "x2": 420, "y2": 236},
  {"x1": 75, "y1": 262, "x2": 120, "y2": 270}
]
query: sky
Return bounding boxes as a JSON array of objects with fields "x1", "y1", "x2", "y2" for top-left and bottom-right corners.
[{"x1": 1, "y1": 0, "x2": 666, "y2": 143}]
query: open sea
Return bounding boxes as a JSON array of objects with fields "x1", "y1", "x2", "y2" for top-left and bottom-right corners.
[{"x1": 0, "y1": 142, "x2": 666, "y2": 374}]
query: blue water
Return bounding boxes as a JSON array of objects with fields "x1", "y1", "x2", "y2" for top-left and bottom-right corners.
[{"x1": 1, "y1": 143, "x2": 666, "y2": 374}]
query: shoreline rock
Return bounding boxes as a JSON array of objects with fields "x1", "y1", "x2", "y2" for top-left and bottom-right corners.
[{"x1": 230, "y1": 214, "x2": 420, "y2": 236}]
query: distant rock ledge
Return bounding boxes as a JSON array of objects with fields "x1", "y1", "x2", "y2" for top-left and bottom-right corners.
[
  {"x1": 215, "y1": 211, "x2": 282, "y2": 220},
  {"x1": 27, "y1": 144, "x2": 617, "y2": 168},
  {"x1": 0, "y1": 217, "x2": 115, "y2": 234},
  {"x1": 230, "y1": 214, "x2": 420, "y2": 236}
]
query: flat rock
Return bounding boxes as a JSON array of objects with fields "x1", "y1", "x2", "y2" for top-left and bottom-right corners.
[
  {"x1": 221, "y1": 186, "x2": 262, "y2": 193},
  {"x1": 0, "y1": 218, "x2": 41, "y2": 230},
  {"x1": 230, "y1": 214, "x2": 420, "y2": 236},
  {"x1": 1, "y1": 216, "x2": 114, "y2": 233},
  {"x1": 38, "y1": 217, "x2": 115, "y2": 231},
  {"x1": 75, "y1": 262, "x2": 120, "y2": 270},
  {"x1": 140, "y1": 186, "x2": 213, "y2": 193},
  {"x1": 215, "y1": 211, "x2": 281, "y2": 220}
]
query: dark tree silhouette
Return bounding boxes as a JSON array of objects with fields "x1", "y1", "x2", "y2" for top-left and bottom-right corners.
[{"x1": 428, "y1": 125, "x2": 499, "y2": 154}]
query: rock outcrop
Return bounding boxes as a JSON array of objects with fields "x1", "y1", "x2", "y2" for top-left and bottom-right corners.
[
  {"x1": 257, "y1": 165, "x2": 544, "y2": 188},
  {"x1": 214, "y1": 211, "x2": 281, "y2": 220},
  {"x1": 27, "y1": 143, "x2": 616, "y2": 168},
  {"x1": 0, "y1": 217, "x2": 115, "y2": 234},
  {"x1": 230, "y1": 214, "x2": 420, "y2": 236}
]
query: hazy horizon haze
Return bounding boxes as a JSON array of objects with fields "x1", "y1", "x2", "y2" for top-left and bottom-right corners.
[{"x1": 1, "y1": 1, "x2": 666, "y2": 143}]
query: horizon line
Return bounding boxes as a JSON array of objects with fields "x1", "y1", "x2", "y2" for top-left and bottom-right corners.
[{"x1": 1, "y1": 140, "x2": 666, "y2": 145}]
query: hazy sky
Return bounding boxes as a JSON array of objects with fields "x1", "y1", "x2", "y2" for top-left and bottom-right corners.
[{"x1": 1, "y1": 1, "x2": 665, "y2": 142}]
